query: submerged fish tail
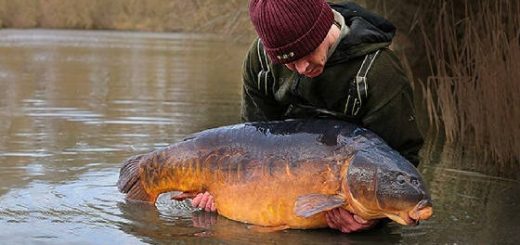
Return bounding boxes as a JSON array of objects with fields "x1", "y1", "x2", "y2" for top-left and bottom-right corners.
[
  {"x1": 118, "y1": 146, "x2": 209, "y2": 203},
  {"x1": 117, "y1": 154, "x2": 156, "y2": 202}
]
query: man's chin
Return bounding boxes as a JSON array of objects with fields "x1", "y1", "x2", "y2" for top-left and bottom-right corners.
[{"x1": 304, "y1": 69, "x2": 323, "y2": 78}]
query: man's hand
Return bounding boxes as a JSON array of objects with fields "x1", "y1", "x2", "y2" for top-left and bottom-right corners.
[
  {"x1": 325, "y1": 208, "x2": 379, "y2": 233},
  {"x1": 191, "y1": 191, "x2": 217, "y2": 212}
]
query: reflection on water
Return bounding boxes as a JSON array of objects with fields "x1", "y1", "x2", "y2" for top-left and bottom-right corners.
[{"x1": 0, "y1": 30, "x2": 519, "y2": 244}]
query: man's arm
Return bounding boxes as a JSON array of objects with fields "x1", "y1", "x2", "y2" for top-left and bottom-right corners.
[
  {"x1": 241, "y1": 39, "x2": 286, "y2": 122},
  {"x1": 325, "y1": 49, "x2": 423, "y2": 233},
  {"x1": 361, "y1": 49, "x2": 424, "y2": 166},
  {"x1": 362, "y1": 85, "x2": 424, "y2": 165}
]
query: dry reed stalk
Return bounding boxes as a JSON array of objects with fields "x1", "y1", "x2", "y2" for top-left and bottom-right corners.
[{"x1": 419, "y1": 0, "x2": 520, "y2": 165}]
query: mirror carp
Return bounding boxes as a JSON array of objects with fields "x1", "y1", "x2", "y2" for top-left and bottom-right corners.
[{"x1": 117, "y1": 119, "x2": 432, "y2": 229}]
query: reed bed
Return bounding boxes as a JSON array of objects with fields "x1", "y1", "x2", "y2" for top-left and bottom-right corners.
[{"x1": 418, "y1": 0, "x2": 520, "y2": 165}]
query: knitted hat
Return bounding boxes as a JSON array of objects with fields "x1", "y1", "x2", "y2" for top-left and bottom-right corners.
[{"x1": 249, "y1": 0, "x2": 334, "y2": 64}]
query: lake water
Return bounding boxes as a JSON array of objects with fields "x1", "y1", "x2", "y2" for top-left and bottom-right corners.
[{"x1": 0, "y1": 29, "x2": 518, "y2": 244}]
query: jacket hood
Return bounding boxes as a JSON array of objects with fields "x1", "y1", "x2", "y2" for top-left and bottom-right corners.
[{"x1": 327, "y1": 2, "x2": 396, "y2": 65}]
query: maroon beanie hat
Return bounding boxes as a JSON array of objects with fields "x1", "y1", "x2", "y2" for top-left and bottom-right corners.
[{"x1": 249, "y1": 0, "x2": 334, "y2": 64}]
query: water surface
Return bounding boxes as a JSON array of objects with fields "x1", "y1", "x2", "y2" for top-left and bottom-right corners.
[{"x1": 0, "y1": 29, "x2": 518, "y2": 244}]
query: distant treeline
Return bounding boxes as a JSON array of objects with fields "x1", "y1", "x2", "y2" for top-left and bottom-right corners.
[
  {"x1": 0, "y1": 0, "x2": 255, "y2": 41},
  {"x1": 0, "y1": 0, "x2": 359, "y2": 40}
]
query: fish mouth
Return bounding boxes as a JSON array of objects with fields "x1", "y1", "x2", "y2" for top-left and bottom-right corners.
[
  {"x1": 385, "y1": 213, "x2": 418, "y2": 226},
  {"x1": 409, "y1": 199, "x2": 433, "y2": 220},
  {"x1": 386, "y1": 200, "x2": 433, "y2": 226}
]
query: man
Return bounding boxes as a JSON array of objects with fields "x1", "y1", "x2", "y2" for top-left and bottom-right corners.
[{"x1": 192, "y1": 0, "x2": 424, "y2": 233}]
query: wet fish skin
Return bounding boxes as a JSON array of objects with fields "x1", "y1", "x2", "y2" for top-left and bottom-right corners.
[{"x1": 117, "y1": 119, "x2": 432, "y2": 228}]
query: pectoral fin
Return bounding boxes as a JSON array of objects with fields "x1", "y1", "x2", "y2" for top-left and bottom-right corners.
[{"x1": 294, "y1": 194, "x2": 346, "y2": 218}]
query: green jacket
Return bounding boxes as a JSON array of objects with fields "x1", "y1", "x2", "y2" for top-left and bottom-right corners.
[{"x1": 240, "y1": 2, "x2": 423, "y2": 165}]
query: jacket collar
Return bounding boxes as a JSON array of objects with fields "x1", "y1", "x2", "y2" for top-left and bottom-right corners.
[{"x1": 327, "y1": 2, "x2": 396, "y2": 66}]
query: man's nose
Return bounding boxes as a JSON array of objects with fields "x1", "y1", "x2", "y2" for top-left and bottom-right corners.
[{"x1": 295, "y1": 60, "x2": 310, "y2": 74}]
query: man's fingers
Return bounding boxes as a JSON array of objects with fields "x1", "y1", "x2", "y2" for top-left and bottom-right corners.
[
  {"x1": 327, "y1": 210, "x2": 336, "y2": 223},
  {"x1": 353, "y1": 214, "x2": 368, "y2": 224},
  {"x1": 191, "y1": 192, "x2": 209, "y2": 208},
  {"x1": 191, "y1": 191, "x2": 217, "y2": 212},
  {"x1": 325, "y1": 212, "x2": 338, "y2": 229},
  {"x1": 329, "y1": 208, "x2": 365, "y2": 233},
  {"x1": 191, "y1": 193, "x2": 203, "y2": 207},
  {"x1": 332, "y1": 209, "x2": 343, "y2": 223},
  {"x1": 204, "y1": 195, "x2": 214, "y2": 212},
  {"x1": 198, "y1": 192, "x2": 210, "y2": 209},
  {"x1": 340, "y1": 227, "x2": 352, "y2": 233},
  {"x1": 336, "y1": 208, "x2": 356, "y2": 224},
  {"x1": 325, "y1": 208, "x2": 380, "y2": 233},
  {"x1": 210, "y1": 201, "x2": 217, "y2": 212},
  {"x1": 327, "y1": 209, "x2": 343, "y2": 227},
  {"x1": 172, "y1": 192, "x2": 198, "y2": 201}
]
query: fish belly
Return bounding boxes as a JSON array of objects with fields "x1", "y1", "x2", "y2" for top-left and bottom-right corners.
[{"x1": 207, "y1": 160, "x2": 342, "y2": 228}]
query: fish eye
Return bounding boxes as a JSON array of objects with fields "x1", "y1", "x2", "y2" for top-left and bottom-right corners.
[
  {"x1": 411, "y1": 177, "x2": 420, "y2": 186},
  {"x1": 397, "y1": 174, "x2": 406, "y2": 185}
]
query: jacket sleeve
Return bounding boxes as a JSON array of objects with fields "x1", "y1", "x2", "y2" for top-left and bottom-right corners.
[
  {"x1": 361, "y1": 50, "x2": 424, "y2": 166},
  {"x1": 240, "y1": 39, "x2": 286, "y2": 122}
]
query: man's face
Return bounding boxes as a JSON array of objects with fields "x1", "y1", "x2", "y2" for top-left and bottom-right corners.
[
  {"x1": 284, "y1": 25, "x2": 338, "y2": 78},
  {"x1": 284, "y1": 38, "x2": 329, "y2": 78}
]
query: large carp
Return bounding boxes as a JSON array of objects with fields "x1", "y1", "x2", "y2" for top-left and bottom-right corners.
[{"x1": 117, "y1": 119, "x2": 432, "y2": 229}]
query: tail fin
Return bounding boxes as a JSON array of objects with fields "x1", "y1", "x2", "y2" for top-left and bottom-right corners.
[{"x1": 117, "y1": 154, "x2": 155, "y2": 202}]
